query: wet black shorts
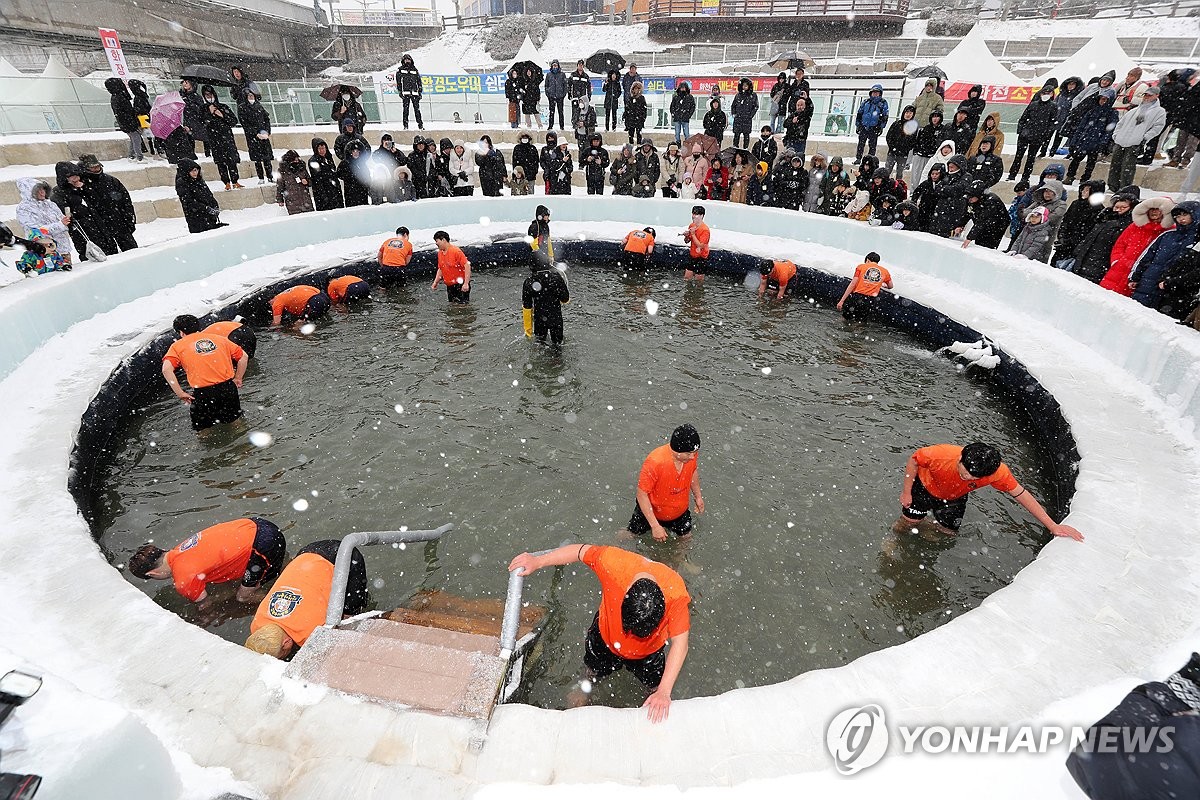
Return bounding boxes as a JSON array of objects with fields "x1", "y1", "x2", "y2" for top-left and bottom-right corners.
[
  {"x1": 343, "y1": 280, "x2": 370, "y2": 302},
  {"x1": 623, "y1": 252, "x2": 648, "y2": 271},
  {"x1": 583, "y1": 613, "x2": 666, "y2": 689},
  {"x1": 226, "y1": 325, "x2": 257, "y2": 359},
  {"x1": 303, "y1": 292, "x2": 331, "y2": 319},
  {"x1": 901, "y1": 476, "x2": 968, "y2": 532},
  {"x1": 446, "y1": 283, "x2": 470, "y2": 304},
  {"x1": 241, "y1": 518, "x2": 286, "y2": 588},
  {"x1": 190, "y1": 380, "x2": 243, "y2": 431},
  {"x1": 767, "y1": 275, "x2": 800, "y2": 296},
  {"x1": 688, "y1": 255, "x2": 709, "y2": 275},
  {"x1": 627, "y1": 505, "x2": 693, "y2": 537},
  {"x1": 841, "y1": 291, "x2": 881, "y2": 321}
]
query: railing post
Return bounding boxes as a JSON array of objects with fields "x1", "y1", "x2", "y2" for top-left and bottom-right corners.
[
  {"x1": 324, "y1": 524, "x2": 454, "y2": 626},
  {"x1": 499, "y1": 548, "x2": 551, "y2": 658}
]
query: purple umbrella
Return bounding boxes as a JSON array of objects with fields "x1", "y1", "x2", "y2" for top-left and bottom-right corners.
[{"x1": 150, "y1": 91, "x2": 186, "y2": 138}]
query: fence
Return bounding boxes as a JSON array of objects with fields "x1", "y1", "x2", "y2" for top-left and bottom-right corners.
[
  {"x1": 331, "y1": 8, "x2": 440, "y2": 27},
  {"x1": 646, "y1": 0, "x2": 908, "y2": 17}
]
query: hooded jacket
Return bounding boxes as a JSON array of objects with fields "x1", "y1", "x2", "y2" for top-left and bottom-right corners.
[
  {"x1": 81, "y1": 165, "x2": 136, "y2": 237},
  {"x1": 582, "y1": 133, "x2": 610, "y2": 177},
  {"x1": 474, "y1": 135, "x2": 506, "y2": 196},
  {"x1": 238, "y1": 91, "x2": 273, "y2": 162},
  {"x1": 947, "y1": 112, "x2": 976, "y2": 157},
  {"x1": 16, "y1": 177, "x2": 72, "y2": 258},
  {"x1": 1053, "y1": 180, "x2": 1106, "y2": 264},
  {"x1": 1054, "y1": 77, "x2": 1084, "y2": 128},
  {"x1": 334, "y1": 117, "x2": 370, "y2": 161},
  {"x1": 773, "y1": 159, "x2": 809, "y2": 210},
  {"x1": 336, "y1": 143, "x2": 370, "y2": 206},
  {"x1": 275, "y1": 152, "x2": 313, "y2": 215},
  {"x1": 730, "y1": 79, "x2": 760, "y2": 130},
  {"x1": 174, "y1": 159, "x2": 222, "y2": 233},
  {"x1": 921, "y1": 139, "x2": 957, "y2": 183},
  {"x1": 1017, "y1": 84, "x2": 1062, "y2": 143},
  {"x1": 1160, "y1": 69, "x2": 1194, "y2": 127},
  {"x1": 782, "y1": 97, "x2": 813, "y2": 142},
  {"x1": 127, "y1": 79, "x2": 152, "y2": 118},
  {"x1": 1099, "y1": 196, "x2": 1176, "y2": 293},
  {"x1": 913, "y1": 79, "x2": 944, "y2": 127},
  {"x1": 544, "y1": 62, "x2": 567, "y2": 100},
  {"x1": 703, "y1": 99, "x2": 728, "y2": 139},
  {"x1": 913, "y1": 112, "x2": 949, "y2": 159},
  {"x1": 885, "y1": 106, "x2": 918, "y2": 157},
  {"x1": 624, "y1": 83, "x2": 648, "y2": 129},
  {"x1": 635, "y1": 140, "x2": 660, "y2": 186},
  {"x1": 966, "y1": 136, "x2": 1004, "y2": 188},
  {"x1": 1009, "y1": 214, "x2": 1052, "y2": 261},
  {"x1": 512, "y1": 134, "x2": 540, "y2": 183},
  {"x1": 804, "y1": 153, "x2": 827, "y2": 213},
  {"x1": 105, "y1": 77, "x2": 140, "y2": 133},
  {"x1": 967, "y1": 112, "x2": 1006, "y2": 157},
  {"x1": 308, "y1": 137, "x2": 343, "y2": 211},
  {"x1": 856, "y1": 85, "x2": 889, "y2": 135},
  {"x1": 1130, "y1": 202, "x2": 1200, "y2": 308},
  {"x1": 911, "y1": 164, "x2": 944, "y2": 232},
  {"x1": 199, "y1": 85, "x2": 240, "y2": 164},
  {"x1": 396, "y1": 55, "x2": 422, "y2": 97},
  {"x1": 956, "y1": 85, "x2": 986, "y2": 131},
  {"x1": 819, "y1": 156, "x2": 852, "y2": 214},
  {"x1": 660, "y1": 142, "x2": 682, "y2": 182},
  {"x1": 964, "y1": 188, "x2": 1011, "y2": 247},
  {"x1": 895, "y1": 200, "x2": 921, "y2": 231},
  {"x1": 408, "y1": 137, "x2": 434, "y2": 197},
  {"x1": 1071, "y1": 89, "x2": 1119, "y2": 153},
  {"x1": 1111, "y1": 96, "x2": 1167, "y2": 148},
  {"x1": 1074, "y1": 202, "x2": 1135, "y2": 284},
  {"x1": 670, "y1": 83, "x2": 697, "y2": 123},
  {"x1": 927, "y1": 157, "x2": 970, "y2": 237},
  {"x1": 752, "y1": 132, "x2": 778, "y2": 168},
  {"x1": 610, "y1": 145, "x2": 636, "y2": 195},
  {"x1": 567, "y1": 66, "x2": 592, "y2": 101}
]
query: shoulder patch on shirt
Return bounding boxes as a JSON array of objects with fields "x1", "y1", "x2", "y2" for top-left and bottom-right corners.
[
  {"x1": 193, "y1": 338, "x2": 218, "y2": 354},
  {"x1": 179, "y1": 532, "x2": 200, "y2": 552}
]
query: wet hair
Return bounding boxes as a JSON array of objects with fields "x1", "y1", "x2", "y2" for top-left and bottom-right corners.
[
  {"x1": 670, "y1": 423, "x2": 701, "y2": 452},
  {"x1": 759, "y1": 259, "x2": 774, "y2": 275},
  {"x1": 643, "y1": 227, "x2": 656, "y2": 237},
  {"x1": 960, "y1": 443, "x2": 1002, "y2": 478},
  {"x1": 691, "y1": 205, "x2": 705, "y2": 216},
  {"x1": 433, "y1": 230, "x2": 450, "y2": 242},
  {"x1": 621, "y1": 578, "x2": 665, "y2": 638},
  {"x1": 865, "y1": 252, "x2": 880, "y2": 263},
  {"x1": 128, "y1": 544, "x2": 166, "y2": 579},
  {"x1": 173, "y1": 314, "x2": 201, "y2": 335},
  {"x1": 396, "y1": 226, "x2": 409, "y2": 236}
]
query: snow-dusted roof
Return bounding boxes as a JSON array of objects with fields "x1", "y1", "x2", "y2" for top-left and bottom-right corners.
[
  {"x1": 1038, "y1": 23, "x2": 1141, "y2": 84},
  {"x1": 937, "y1": 25, "x2": 1028, "y2": 87}
]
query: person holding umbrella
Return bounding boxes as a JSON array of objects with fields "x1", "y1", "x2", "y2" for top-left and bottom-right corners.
[
  {"x1": 521, "y1": 65, "x2": 543, "y2": 129},
  {"x1": 328, "y1": 84, "x2": 367, "y2": 130},
  {"x1": 603, "y1": 69, "x2": 622, "y2": 132},
  {"x1": 178, "y1": 78, "x2": 206, "y2": 160}
]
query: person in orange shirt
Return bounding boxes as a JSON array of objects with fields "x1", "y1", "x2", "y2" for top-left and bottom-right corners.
[
  {"x1": 327, "y1": 274, "x2": 370, "y2": 305},
  {"x1": 378, "y1": 226, "x2": 413, "y2": 270},
  {"x1": 682, "y1": 205, "x2": 711, "y2": 282},
  {"x1": 128, "y1": 517, "x2": 286, "y2": 605},
  {"x1": 896, "y1": 442, "x2": 1085, "y2": 541},
  {"x1": 621, "y1": 226, "x2": 656, "y2": 271},
  {"x1": 161, "y1": 314, "x2": 248, "y2": 431},
  {"x1": 836, "y1": 251, "x2": 893, "y2": 321},
  {"x1": 203, "y1": 316, "x2": 256, "y2": 358},
  {"x1": 757, "y1": 258, "x2": 798, "y2": 300},
  {"x1": 244, "y1": 539, "x2": 369, "y2": 659},
  {"x1": 626, "y1": 424, "x2": 705, "y2": 542},
  {"x1": 270, "y1": 284, "x2": 331, "y2": 325},
  {"x1": 431, "y1": 230, "x2": 472, "y2": 304},
  {"x1": 508, "y1": 543, "x2": 690, "y2": 723}
]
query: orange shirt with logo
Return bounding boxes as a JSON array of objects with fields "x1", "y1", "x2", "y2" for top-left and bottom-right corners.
[
  {"x1": 583, "y1": 545, "x2": 691, "y2": 659},
  {"x1": 271, "y1": 285, "x2": 321, "y2": 317},
  {"x1": 851, "y1": 262, "x2": 892, "y2": 297},
  {"x1": 769, "y1": 259, "x2": 797, "y2": 284},
  {"x1": 686, "y1": 221, "x2": 710, "y2": 258},
  {"x1": 203, "y1": 320, "x2": 242, "y2": 338},
  {"x1": 327, "y1": 275, "x2": 365, "y2": 304},
  {"x1": 378, "y1": 237, "x2": 413, "y2": 267},
  {"x1": 437, "y1": 244, "x2": 469, "y2": 286},
  {"x1": 250, "y1": 552, "x2": 334, "y2": 646},
  {"x1": 638, "y1": 444, "x2": 698, "y2": 521},
  {"x1": 163, "y1": 332, "x2": 243, "y2": 389},
  {"x1": 914, "y1": 444, "x2": 1019, "y2": 501},
  {"x1": 165, "y1": 518, "x2": 258, "y2": 602},
  {"x1": 623, "y1": 230, "x2": 655, "y2": 254}
]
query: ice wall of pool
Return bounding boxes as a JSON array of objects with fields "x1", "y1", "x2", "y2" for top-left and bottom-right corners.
[{"x1": 2, "y1": 197, "x2": 1200, "y2": 799}]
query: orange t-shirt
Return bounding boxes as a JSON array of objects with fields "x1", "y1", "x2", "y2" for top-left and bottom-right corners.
[
  {"x1": 851, "y1": 262, "x2": 892, "y2": 297},
  {"x1": 623, "y1": 230, "x2": 655, "y2": 254},
  {"x1": 165, "y1": 518, "x2": 258, "y2": 602},
  {"x1": 437, "y1": 244, "x2": 469, "y2": 286},
  {"x1": 203, "y1": 320, "x2": 242, "y2": 338},
  {"x1": 378, "y1": 236, "x2": 413, "y2": 268},
  {"x1": 327, "y1": 275, "x2": 366, "y2": 304},
  {"x1": 271, "y1": 285, "x2": 321, "y2": 317},
  {"x1": 250, "y1": 552, "x2": 334, "y2": 646},
  {"x1": 914, "y1": 444, "x2": 1019, "y2": 501},
  {"x1": 769, "y1": 259, "x2": 797, "y2": 284},
  {"x1": 583, "y1": 545, "x2": 690, "y2": 659},
  {"x1": 163, "y1": 332, "x2": 244, "y2": 389},
  {"x1": 686, "y1": 221, "x2": 710, "y2": 258},
  {"x1": 638, "y1": 444, "x2": 698, "y2": 521}
]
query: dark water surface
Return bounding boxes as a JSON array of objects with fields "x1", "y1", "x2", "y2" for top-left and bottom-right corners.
[{"x1": 94, "y1": 262, "x2": 1054, "y2": 709}]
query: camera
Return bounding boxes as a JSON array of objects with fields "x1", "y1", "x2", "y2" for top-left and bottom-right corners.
[{"x1": 0, "y1": 670, "x2": 43, "y2": 800}]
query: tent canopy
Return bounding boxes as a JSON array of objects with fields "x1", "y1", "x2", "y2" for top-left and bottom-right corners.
[
  {"x1": 41, "y1": 55, "x2": 79, "y2": 78},
  {"x1": 513, "y1": 35, "x2": 542, "y2": 67},
  {"x1": 1039, "y1": 23, "x2": 1139, "y2": 85},
  {"x1": 936, "y1": 25, "x2": 1026, "y2": 87},
  {"x1": 396, "y1": 38, "x2": 467, "y2": 76},
  {"x1": 0, "y1": 57, "x2": 23, "y2": 78}
]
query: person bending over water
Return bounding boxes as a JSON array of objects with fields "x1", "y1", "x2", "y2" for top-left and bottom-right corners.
[
  {"x1": 270, "y1": 285, "x2": 331, "y2": 325},
  {"x1": 836, "y1": 251, "x2": 892, "y2": 321},
  {"x1": 758, "y1": 258, "x2": 798, "y2": 300},
  {"x1": 625, "y1": 424, "x2": 705, "y2": 542},
  {"x1": 622, "y1": 227, "x2": 656, "y2": 271},
  {"x1": 895, "y1": 442, "x2": 1084, "y2": 542},
  {"x1": 161, "y1": 314, "x2": 248, "y2": 432},
  {"x1": 508, "y1": 543, "x2": 690, "y2": 722}
]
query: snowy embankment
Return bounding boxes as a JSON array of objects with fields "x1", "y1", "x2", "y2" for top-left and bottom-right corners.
[{"x1": 1, "y1": 198, "x2": 1199, "y2": 798}]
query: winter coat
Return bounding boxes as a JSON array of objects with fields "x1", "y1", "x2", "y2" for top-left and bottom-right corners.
[
  {"x1": 804, "y1": 154, "x2": 827, "y2": 213},
  {"x1": 635, "y1": 144, "x2": 661, "y2": 186},
  {"x1": 407, "y1": 140, "x2": 434, "y2": 197},
  {"x1": 624, "y1": 90, "x2": 648, "y2": 131},
  {"x1": 1160, "y1": 70, "x2": 1192, "y2": 128},
  {"x1": 913, "y1": 82, "x2": 944, "y2": 127},
  {"x1": 856, "y1": 88, "x2": 889, "y2": 135},
  {"x1": 520, "y1": 72, "x2": 542, "y2": 115},
  {"x1": 820, "y1": 158, "x2": 852, "y2": 215},
  {"x1": 1111, "y1": 98, "x2": 1167, "y2": 148},
  {"x1": 603, "y1": 74, "x2": 622, "y2": 104},
  {"x1": 334, "y1": 117, "x2": 370, "y2": 161},
  {"x1": 782, "y1": 100, "x2": 813, "y2": 144},
  {"x1": 747, "y1": 163, "x2": 771, "y2": 206},
  {"x1": 768, "y1": 77, "x2": 788, "y2": 116},
  {"x1": 752, "y1": 134, "x2": 778, "y2": 168},
  {"x1": 927, "y1": 167, "x2": 969, "y2": 238},
  {"x1": 774, "y1": 164, "x2": 809, "y2": 211},
  {"x1": 128, "y1": 79, "x2": 152, "y2": 119},
  {"x1": 84, "y1": 170, "x2": 136, "y2": 237},
  {"x1": 967, "y1": 113, "x2": 1006, "y2": 157},
  {"x1": 583, "y1": 138, "x2": 610, "y2": 177},
  {"x1": 948, "y1": 118, "x2": 976, "y2": 157},
  {"x1": 895, "y1": 202, "x2": 921, "y2": 231},
  {"x1": 1054, "y1": 78, "x2": 1084, "y2": 129},
  {"x1": 1017, "y1": 91, "x2": 1061, "y2": 143},
  {"x1": 238, "y1": 97, "x2": 274, "y2": 162},
  {"x1": 870, "y1": 198, "x2": 899, "y2": 228},
  {"x1": 683, "y1": 150, "x2": 710, "y2": 187},
  {"x1": 448, "y1": 144, "x2": 476, "y2": 190},
  {"x1": 275, "y1": 155, "x2": 313, "y2": 215},
  {"x1": 702, "y1": 162, "x2": 732, "y2": 201},
  {"x1": 544, "y1": 65, "x2": 567, "y2": 100},
  {"x1": 921, "y1": 141, "x2": 956, "y2": 183},
  {"x1": 610, "y1": 148, "x2": 636, "y2": 195},
  {"x1": 1052, "y1": 181, "x2": 1105, "y2": 264},
  {"x1": 199, "y1": 88, "x2": 240, "y2": 164},
  {"x1": 703, "y1": 101, "x2": 728, "y2": 140},
  {"x1": 545, "y1": 146, "x2": 574, "y2": 195},
  {"x1": 336, "y1": 150, "x2": 371, "y2": 207},
  {"x1": 966, "y1": 141, "x2": 1004, "y2": 189},
  {"x1": 567, "y1": 69, "x2": 592, "y2": 101},
  {"x1": 396, "y1": 56, "x2": 422, "y2": 97},
  {"x1": 1099, "y1": 197, "x2": 1175, "y2": 291},
  {"x1": 330, "y1": 95, "x2": 367, "y2": 128},
  {"x1": 956, "y1": 86, "x2": 987, "y2": 132},
  {"x1": 179, "y1": 83, "x2": 207, "y2": 142},
  {"x1": 621, "y1": 71, "x2": 641, "y2": 104},
  {"x1": 660, "y1": 144, "x2": 682, "y2": 183},
  {"x1": 1130, "y1": 206, "x2": 1200, "y2": 308},
  {"x1": 1071, "y1": 91, "x2": 1119, "y2": 154},
  {"x1": 965, "y1": 191, "x2": 1010, "y2": 246},
  {"x1": 1179, "y1": 78, "x2": 1200, "y2": 138},
  {"x1": 1009, "y1": 221, "x2": 1051, "y2": 261},
  {"x1": 1075, "y1": 206, "x2": 1133, "y2": 283},
  {"x1": 228, "y1": 68, "x2": 260, "y2": 106},
  {"x1": 885, "y1": 107, "x2": 918, "y2": 157},
  {"x1": 50, "y1": 161, "x2": 107, "y2": 249},
  {"x1": 175, "y1": 160, "x2": 222, "y2": 233},
  {"x1": 730, "y1": 80, "x2": 759, "y2": 132},
  {"x1": 913, "y1": 118, "x2": 949, "y2": 158},
  {"x1": 728, "y1": 162, "x2": 752, "y2": 203},
  {"x1": 505, "y1": 74, "x2": 521, "y2": 103},
  {"x1": 512, "y1": 137, "x2": 540, "y2": 183},
  {"x1": 911, "y1": 173, "x2": 941, "y2": 232},
  {"x1": 474, "y1": 137, "x2": 506, "y2": 196},
  {"x1": 783, "y1": 77, "x2": 811, "y2": 114},
  {"x1": 15, "y1": 178, "x2": 72, "y2": 258},
  {"x1": 308, "y1": 138, "x2": 343, "y2": 211},
  {"x1": 1159, "y1": 246, "x2": 1200, "y2": 318},
  {"x1": 105, "y1": 78, "x2": 140, "y2": 133}
]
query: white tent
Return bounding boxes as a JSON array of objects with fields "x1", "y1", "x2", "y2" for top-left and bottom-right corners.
[
  {"x1": 936, "y1": 26, "x2": 1027, "y2": 87},
  {"x1": 513, "y1": 35, "x2": 543, "y2": 67},
  {"x1": 41, "y1": 55, "x2": 79, "y2": 79},
  {"x1": 404, "y1": 38, "x2": 467, "y2": 76},
  {"x1": 0, "y1": 56, "x2": 112, "y2": 134},
  {"x1": 0, "y1": 57, "x2": 23, "y2": 78},
  {"x1": 1039, "y1": 23, "x2": 1139, "y2": 85}
]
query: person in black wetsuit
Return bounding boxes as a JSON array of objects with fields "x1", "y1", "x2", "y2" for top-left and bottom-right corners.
[{"x1": 522, "y1": 218, "x2": 570, "y2": 346}]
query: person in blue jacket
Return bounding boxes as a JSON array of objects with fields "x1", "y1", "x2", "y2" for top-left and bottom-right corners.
[
  {"x1": 855, "y1": 84, "x2": 889, "y2": 164},
  {"x1": 1065, "y1": 88, "x2": 1118, "y2": 185},
  {"x1": 1130, "y1": 202, "x2": 1200, "y2": 311}
]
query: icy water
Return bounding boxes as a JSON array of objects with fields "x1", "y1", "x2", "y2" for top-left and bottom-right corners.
[{"x1": 93, "y1": 262, "x2": 1057, "y2": 710}]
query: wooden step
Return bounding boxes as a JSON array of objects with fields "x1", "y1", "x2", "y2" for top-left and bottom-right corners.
[{"x1": 383, "y1": 589, "x2": 545, "y2": 642}]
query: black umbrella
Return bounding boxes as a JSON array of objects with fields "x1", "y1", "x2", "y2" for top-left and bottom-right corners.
[
  {"x1": 182, "y1": 64, "x2": 235, "y2": 88},
  {"x1": 585, "y1": 49, "x2": 625, "y2": 75},
  {"x1": 908, "y1": 65, "x2": 948, "y2": 80},
  {"x1": 766, "y1": 52, "x2": 814, "y2": 71},
  {"x1": 319, "y1": 83, "x2": 363, "y2": 101},
  {"x1": 510, "y1": 60, "x2": 543, "y2": 84}
]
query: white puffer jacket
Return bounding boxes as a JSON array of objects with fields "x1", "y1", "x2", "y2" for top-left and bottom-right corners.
[{"x1": 15, "y1": 177, "x2": 72, "y2": 258}]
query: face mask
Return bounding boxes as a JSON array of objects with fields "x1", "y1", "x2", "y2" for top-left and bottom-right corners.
[
  {"x1": 248, "y1": 97, "x2": 256, "y2": 104},
  {"x1": 342, "y1": 93, "x2": 350, "y2": 101},
  {"x1": 1041, "y1": 93, "x2": 1052, "y2": 101},
  {"x1": 762, "y1": 133, "x2": 770, "y2": 140}
]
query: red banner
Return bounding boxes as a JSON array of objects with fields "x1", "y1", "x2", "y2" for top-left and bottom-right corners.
[
  {"x1": 677, "y1": 76, "x2": 777, "y2": 94},
  {"x1": 943, "y1": 82, "x2": 1035, "y2": 106}
]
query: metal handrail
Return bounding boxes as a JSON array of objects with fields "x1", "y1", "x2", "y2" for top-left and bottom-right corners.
[
  {"x1": 324, "y1": 524, "x2": 454, "y2": 626},
  {"x1": 499, "y1": 549, "x2": 550, "y2": 659}
]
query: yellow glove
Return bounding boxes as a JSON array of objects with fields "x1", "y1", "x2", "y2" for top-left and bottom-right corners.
[{"x1": 522, "y1": 307, "x2": 533, "y2": 338}]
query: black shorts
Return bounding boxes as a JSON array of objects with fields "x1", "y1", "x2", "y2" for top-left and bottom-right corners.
[
  {"x1": 841, "y1": 291, "x2": 881, "y2": 321},
  {"x1": 901, "y1": 476, "x2": 968, "y2": 532},
  {"x1": 190, "y1": 380, "x2": 243, "y2": 431},
  {"x1": 297, "y1": 539, "x2": 370, "y2": 616},
  {"x1": 226, "y1": 325, "x2": 257, "y2": 359},
  {"x1": 627, "y1": 504, "x2": 693, "y2": 537},
  {"x1": 343, "y1": 280, "x2": 370, "y2": 302},
  {"x1": 446, "y1": 283, "x2": 470, "y2": 304},
  {"x1": 241, "y1": 518, "x2": 286, "y2": 588},
  {"x1": 622, "y1": 251, "x2": 648, "y2": 271},
  {"x1": 583, "y1": 613, "x2": 666, "y2": 689},
  {"x1": 688, "y1": 255, "x2": 709, "y2": 275},
  {"x1": 767, "y1": 275, "x2": 800, "y2": 296}
]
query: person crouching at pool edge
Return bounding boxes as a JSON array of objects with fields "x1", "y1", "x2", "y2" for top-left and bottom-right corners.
[
  {"x1": 758, "y1": 258, "x2": 798, "y2": 300},
  {"x1": 270, "y1": 284, "x2": 331, "y2": 326},
  {"x1": 837, "y1": 251, "x2": 893, "y2": 321},
  {"x1": 625, "y1": 424, "x2": 705, "y2": 542},
  {"x1": 894, "y1": 442, "x2": 1084, "y2": 542},
  {"x1": 508, "y1": 543, "x2": 691, "y2": 723}
]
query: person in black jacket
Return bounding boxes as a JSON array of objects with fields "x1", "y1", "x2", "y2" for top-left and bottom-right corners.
[
  {"x1": 543, "y1": 138, "x2": 574, "y2": 195},
  {"x1": 730, "y1": 78, "x2": 759, "y2": 149},
  {"x1": 895, "y1": 200, "x2": 921, "y2": 231},
  {"x1": 702, "y1": 98, "x2": 727, "y2": 144},
  {"x1": 581, "y1": 132, "x2": 609, "y2": 194},
  {"x1": 567, "y1": 60, "x2": 592, "y2": 128},
  {"x1": 670, "y1": 82, "x2": 697, "y2": 142},
  {"x1": 475, "y1": 134, "x2": 507, "y2": 197},
  {"x1": 105, "y1": 78, "x2": 142, "y2": 162},
  {"x1": 78, "y1": 154, "x2": 137, "y2": 252},
  {"x1": 956, "y1": 85, "x2": 987, "y2": 132},
  {"x1": 928, "y1": 155, "x2": 970, "y2": 237},
  {"x1": 962, "y1": 182, "x2": 1010, "y2": 249},
  {"x1": 175, "y1": 159, "x2": 224, "y2": 234},
  {"x1": 238, "y1": 89, "x2": 274, "y2": 184},
  {"x1": 371, "y1": 133, "x2": 407, "y2": 203},
  {"x1": 752, "y1": 126, "x2": 778, "y2": 170},
  {"x1": 624, "y1": 82, "x2": 648, "y2": 145},
  {"x1": 308, "y1": 137, "x2": 343, "y2": 210},
  {"x1": 408, "y1": 136, "x2": 435, "y2": 198},
  {"x1": 1051, "y1": 179, "x2": 1105, "y2": 268},
  {"x1": 603, "y1": 69, "x2": 622, "y2": 132},
  {"x1": 782, "y1": 96, "x2": 814, "y2": 157},
  {"x1": 178, "y1": 78, "x2": 206, "y2": 157},
  {"x1": 966, "y1": 136, "x2": 1003, "y2": 189},
  {"x1": 330, "y1": 89, "x2": 367, "y2": 131},
  {"x1": 200, "y1": 85, "x2": 242, "y2": 189},
  {"x1": 884, "y1": 104, "x2": 918, "y2": 180},
  {"x1": 337, "y1": 141, "x2": 370, "y2": 207},
  {"x1": 1070, "y1": 193, "x2": 1136, "y2": 282},
  {"x1": 523, "y1": 247, "x2": 571, "y2": 345},
  {"x1": 50, "y1": 160, "x2": 117, "y2": 258},
  {"x1": 127, "y1": 79, "x2": 156, "y2": 158},
  {"x1": 334, "y1": 117, "x2": 369, "y2": 161},
  {"x1": 395, "y1": 54, "x2": 424, "y2": 130},
  {"x1": 947, "y1": 110, "x2": 975, "y2": 158},
  {"x1": 909, "y1": 110, "x2": 948, "y2": 187},
  {"x1": 512, "y1": 132, "x2": 540, "y2": 185},
  {"x1": 784, "y1": 68, "x2": 811, "y2": 115},
  {"x1": 1044, "y1": 76, "x2": 1082, "y2": 158},
  {"x1": 911, "y1": 162, "x2": 944, "y2": 232},
  {"x1": 774, "y1": 153, "x2": 809, "y2": 211},
  {"x1": 1009, "y1": 81, "x2": 1060, "y2": 182},
  {"x1": 228, "y1": 65, "x2": 260, "y2": 106},
  {"x1": 505, "y1": 69, "x2": 522, "y2": 129}
]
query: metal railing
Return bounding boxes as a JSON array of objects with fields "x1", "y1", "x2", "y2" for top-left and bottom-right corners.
[
  {"x1": 325, "y1": 523, "x2": 454, "y2": 625},
  {"x1": 646, "y1": 0, "x2": 909, "y2": 17},
  {"x1": 332, "y1": 8, "x2": 440, "y2": 27},
  {"x1": 499, "y1": 549, "x2": 550, "y2": 658}
]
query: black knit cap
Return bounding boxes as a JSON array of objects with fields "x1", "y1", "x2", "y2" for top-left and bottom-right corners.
[{"x1": 670, "y1": 424, "x2": 701, "y2": 453}]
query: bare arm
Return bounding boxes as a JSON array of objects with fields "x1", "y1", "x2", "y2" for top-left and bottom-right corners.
[
  {"x1": 463, "y1": 260, "x2": 473, "y2": 290},
  {"x1": 1008, "y1": 485, "x2": 1084, "y2": 541},
  {"x1": 637, "y1": 488, "x2": 667, "y2": 542},
  {"x1": 233, "y1": 353, "x2": 248, "y2": 388},
  {"x1": 508, "y1": 543, "x2": 591, "y2": 576},
  {"x1": 836, "y1": 276, "x2": 860, "y2": 310},
  {"x1": 643, "y1": 630, "x2": 689, "y2": 723},
  {"x1": 161, "y1": 360, "x2": 193, "y2": 403},
  {"x1": 431, "y1": 267, "x2": 442, "y2": 291},
  {"x1": 690, "y1": 470, "x2": 704, "y2": 514}
]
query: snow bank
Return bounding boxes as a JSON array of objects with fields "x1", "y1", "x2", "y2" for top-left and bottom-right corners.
[{"x1": 2, "y1": 198, "x2": 1200, "y2": 798}]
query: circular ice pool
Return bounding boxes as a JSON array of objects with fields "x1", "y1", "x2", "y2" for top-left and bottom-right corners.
[{"x1": 85, "y1": 256, "x2": 1064, "y2": 710}]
